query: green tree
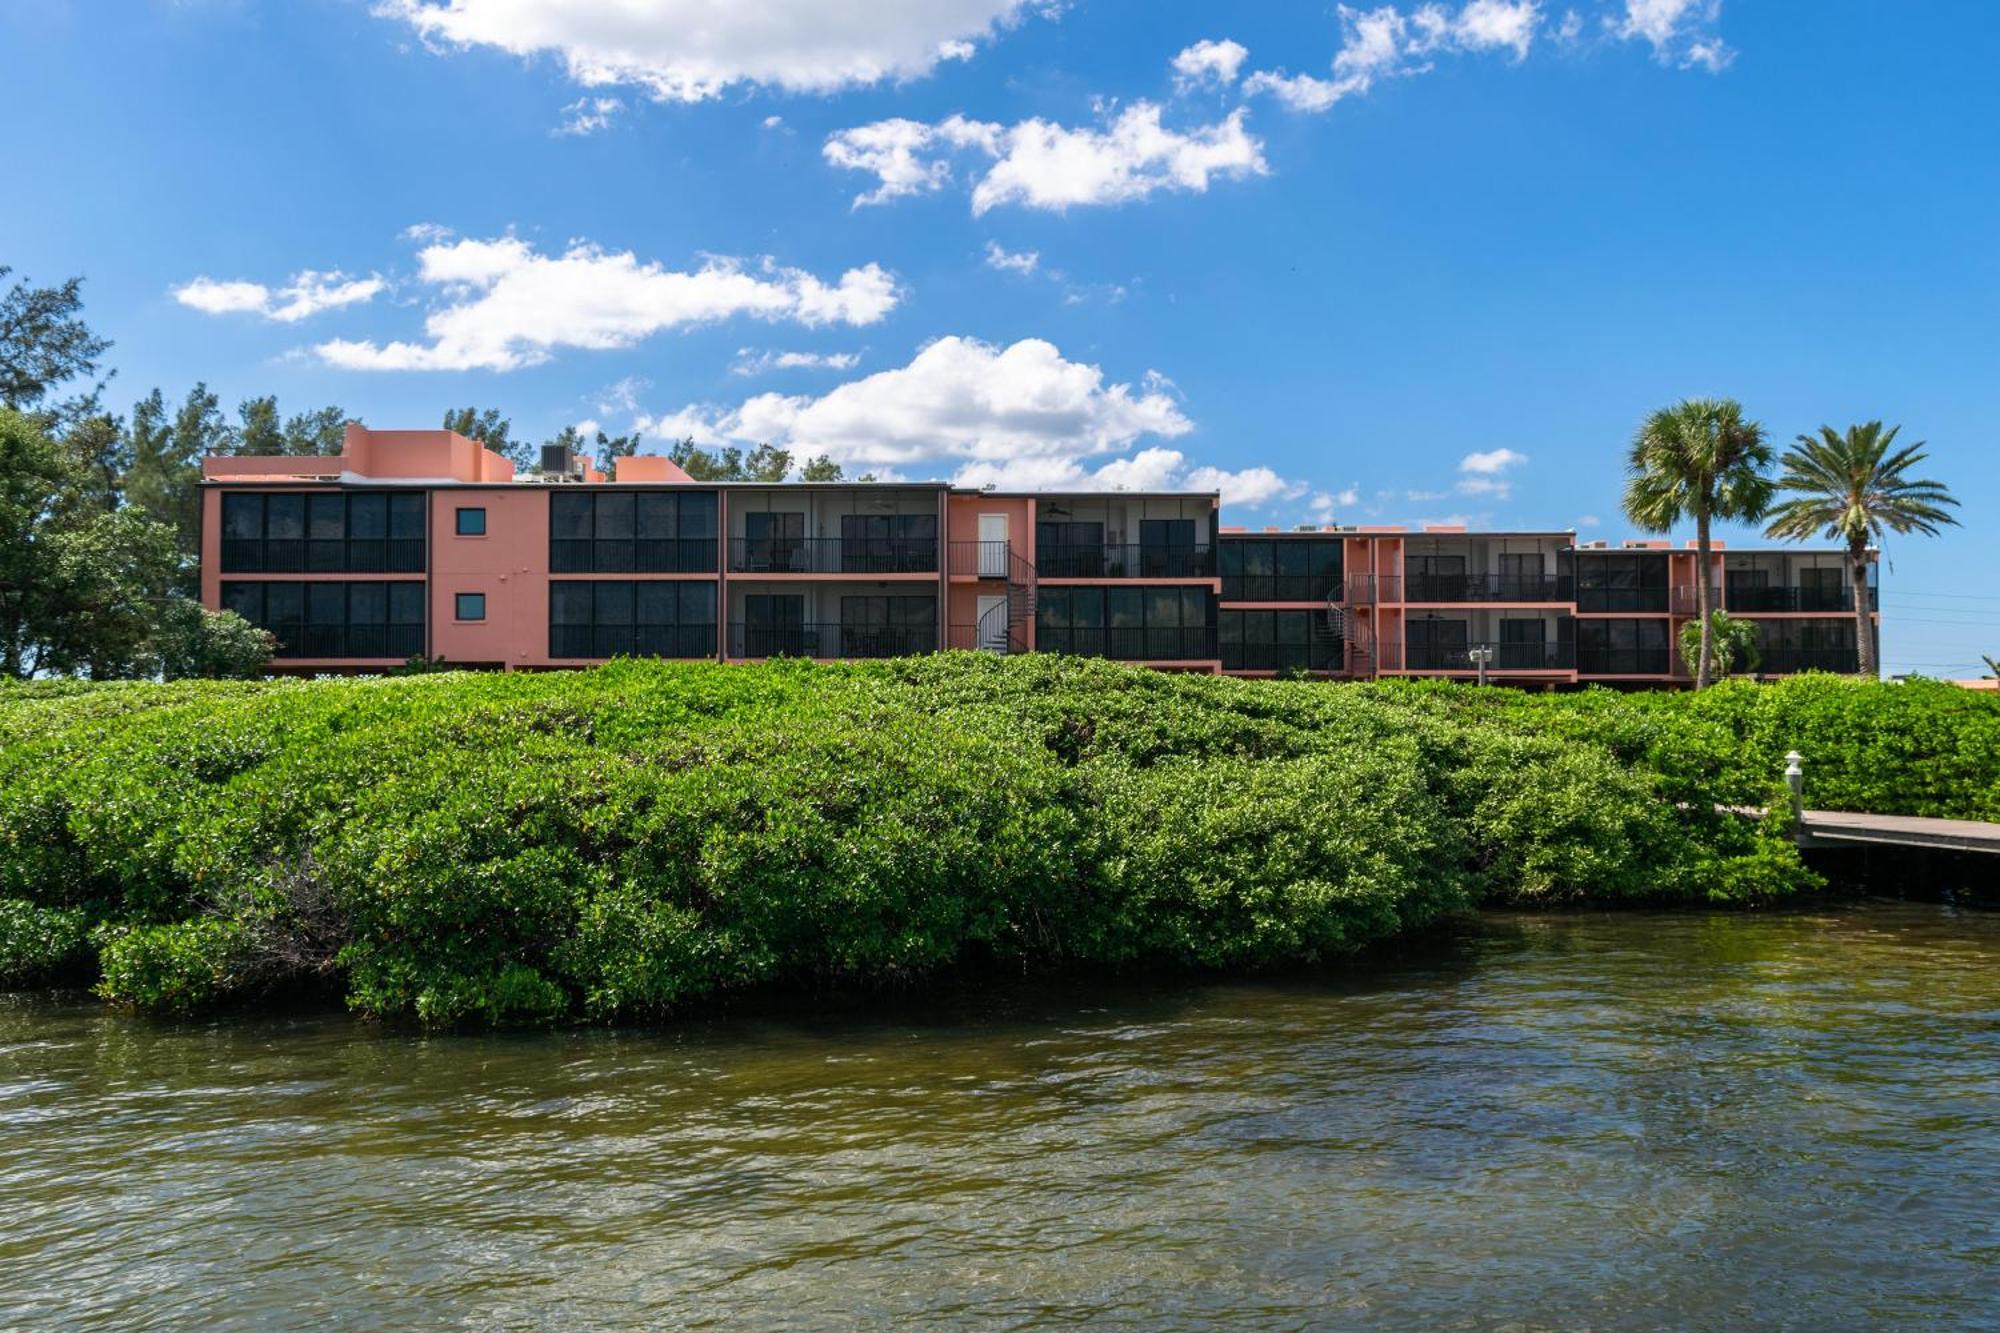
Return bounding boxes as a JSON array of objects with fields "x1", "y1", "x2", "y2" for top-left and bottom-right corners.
[
  {"x1": 282, "y1": 404, "x2": 347, "y2": 456},
  {"x1": 0, "y1": 266, "x2": 111, "y2": 416},
  {"x1": 1678, "y1": 610, "x2": 1760, "y2": 680},
  {"x1": 1982, "y1": 655, "x2": 1999, "y2": 681},
  {"x1": 592, "y1": 428, "x2": 642, "y2": 474},
  {"x1": 1622, "y1": 398, "x2": 1774, "y2": 689},
  {"x1": 0, "y1": 409, "x2": 70, "y2": 677},
  {"x1": 664, "y1": 438, "x2": 795, "y2": 482},
  {"x1": 1762, "y1": 422, "x2": 1959, "y2": 679},
  {"x1": 443, "y1": 406, "x2": 530, "y2": 467},
  {"x1": 797, "y1": 455, "x2": 878, "y2": 483},
  {"x1": 59, "y1": 409, "x2": 130, "y2": 515},
  {"x1": 39, "y1": 509, "x2": 181, "y2": 678},
  {"x1": 153, "y1": 597, "x2": 274, "y2": 680},
  {"x1": 235, "y1": 394, "x2": 285, "y2": 455},
  {"x1": 124, "y1": 385, "x2": 224, "y2": 580}
]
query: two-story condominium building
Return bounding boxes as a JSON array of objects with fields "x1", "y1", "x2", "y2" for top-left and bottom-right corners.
[{"x1": 201, "y1": 426, "x2": 1878, "y2": 685}]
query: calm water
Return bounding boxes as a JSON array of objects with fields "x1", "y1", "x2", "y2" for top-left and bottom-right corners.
[{"x1": 4, "y1": 904, "x2": 1999, "y2": 1329}]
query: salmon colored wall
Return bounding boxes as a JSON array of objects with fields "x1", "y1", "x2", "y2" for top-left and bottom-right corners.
[{"x1": 428, "y1": 489, "x2": 554, "y2": 668}]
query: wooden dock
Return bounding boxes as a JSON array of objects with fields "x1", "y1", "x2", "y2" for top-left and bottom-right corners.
[{"x1": 1796, "y1": 809, "x2": 2000, "y2": 856}]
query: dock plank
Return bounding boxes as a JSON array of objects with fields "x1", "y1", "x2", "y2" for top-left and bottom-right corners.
[{"x1": 1798, "y1": 809, "x2": 2000, "y2": 855}]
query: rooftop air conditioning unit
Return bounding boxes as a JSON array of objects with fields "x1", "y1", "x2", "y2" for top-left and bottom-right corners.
[{"x1": 540, "y1": 444, "x2": 583, "y2": 480}]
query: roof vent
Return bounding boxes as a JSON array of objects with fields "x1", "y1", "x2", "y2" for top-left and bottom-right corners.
[{"x1": 539, "y1": 444, "x2": 584, "y2": 480}]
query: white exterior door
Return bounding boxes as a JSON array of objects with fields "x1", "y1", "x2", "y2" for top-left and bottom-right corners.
[
  {"x1": 975, "y1": 594, "x2": 1009, "y2": 653},
  {"x1": 977, "y1": 513, "x2": 1009, "y2": 577}
]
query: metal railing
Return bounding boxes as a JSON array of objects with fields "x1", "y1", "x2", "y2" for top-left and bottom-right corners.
[
  {"x1": 550, "y1": 538, "x2": 717, "y2": 574},
  {"x1": 1575, "y1": 587, "x2": 1671, "y2": 613},
  {"x1": 1035, "y1": 627, "x2": 1219, "y2": 660},
  {"x1": 1725, "y1": 585, "x2": 1876, "y2": 614},
  {"x1": 727, "y1": 623, "x2": 938, "y2": 659},
  {"x1": 274, "y1": 624, "x2": 426, "y2": 660},
  {"x1": 1404, "y1": 640, "x2": 1576, "y2": 672},
  {"x1": 1576, "y1": 648, "x2": 1674, "y2": 676},
  {"x1": 1753, "y1": 647, "x2": 1861, "y2": 674},
  {"x1": 1218, "y1": 640, "x2": 1344, "y2": 672},
  {"x1": 727, "y1": 538, "x2": 938, "y2": 575},
  {"x1": 1403, "y1": 574, "x2": 1574, "y2": 604},
  {"x1": 1343, "y1": 574, "x2": 1403, "y2": 604},
  {"x1": 1037, "y1": 543, "x2": 1215, "y2": 579},
  {"x1": 548, "y1": 626, "x2": 718, "y2": 660},
  {"x1": 1219, "y1": 574, "x2": 1343, "y2": 603},
  {"x1": 947, "y1": 540, "x2": 1020, "y2": 579},
  {"x1": 221, "y1": 538, "x2": 425, "y2": 574}
]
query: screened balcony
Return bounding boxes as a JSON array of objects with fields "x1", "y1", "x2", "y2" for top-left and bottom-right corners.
[
  {"x1": 727, "y1": 490, "x2": 939, "y2": 574},
  {"x1": 1035, "y1": 497, "x2": 1216, "y2": 579}
]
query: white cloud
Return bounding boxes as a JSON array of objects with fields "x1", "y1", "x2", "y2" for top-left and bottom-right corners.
[
  {"x1": 1456, "y1": 476, "x2": 1513, "y2": 498},
  {"x1": 1555, "y1": 8, "x2": 1584, "y2": 43},
  {"x1": 376, "y1": 0, "x2": 1044, "y2": 102},
  {"x1": 1459, "y1": 446, "x2": 1528, "y2": 474},
  {"x1": 1578, "y1": 513, "x2": 1602, "y2": 528},
  {"x1": 1246, "y1": 0, "x2": 1541, "y2": 112},
  {"x1": 1308, "y1": 485, "x2": 1361, "y2": 521},
  {"x1": 597, "y1": 375, "x2": 650, "y2": 414},
  {"x1": 731, "y1": 348, "x2": 863, "y2": 376},
  {"x1": 827, "y1": 102, "x2": 1267, "y2": 213},
  {"x1": 312, "y1": 233, "x2": 899, "y2": 372},
  {"x1": 1172, "y1": 38, "x2": 1249, "y2": 90},
  {"x1": 173, "y1": 270, "x2": 386, "y2": 323},
  {"x1": 556, "y1": 96, "x2": 622, "y2": 135},
  {"x1": 984, "y1": 240, "x2": 1040, "y2": 274},
  {"x1": 1614, "y1": 0, "x2": 1733, "y2": 70},
  {"x1": 641, "y1": 336, "x2": 1193, "y2": 481}
]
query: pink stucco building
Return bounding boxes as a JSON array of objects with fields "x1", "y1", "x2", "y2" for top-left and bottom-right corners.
[{"x1": 200, "y1": 425, "x2": 1879, "y2": 684}]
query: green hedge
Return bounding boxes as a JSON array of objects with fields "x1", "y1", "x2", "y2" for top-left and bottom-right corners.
[{"x1": 1, "y1": 658, "x2": 1990, "y2": 1022}]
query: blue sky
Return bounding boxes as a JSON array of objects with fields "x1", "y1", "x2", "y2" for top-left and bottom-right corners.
[{"x1": 2, "y1": 0, "x2": 1994, "y2": 674}]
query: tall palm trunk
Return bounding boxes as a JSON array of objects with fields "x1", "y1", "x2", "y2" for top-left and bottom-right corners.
[
  {"x1": 1851, "y1": 542, "x2": 1876, "y2": 678},
  {"x1": 1693, "y1": 509, "x2": 1713, "y2": 689}
]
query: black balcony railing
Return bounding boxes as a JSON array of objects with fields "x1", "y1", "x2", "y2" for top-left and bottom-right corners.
[
  {"x1": 222, "y1": 537, "x2": 425, "y2": 574},
  {"x1": 1576, "y1": 586, "x2": 1671, "y2": 613},
  {"x1": 279, "y1": 623, "x2": 426, "y2": 660},
  {"x1": 1405, "y1": 640, "x2": 1576, "y2": 672},
  {"x1": 727, "y1": 538, "x2": 938, "y2": 574},
  {"x1": 1754, "y1": 647, "x2": 1861, "y2": 674},
  {"x1": 1035, "y1": 626, "x2": 1218, "y2": 660},
  {"x1": 1219, "y1": 640, "x2": 1344, "y2": 672},
  {"x1": 1343, "y1": 575, "x2": 1403, "y2": 604},
  {"x1": 1220, "y1": 574, "x2": 1343, "y2": 603},
  {"x1": 1725, "y1": 584, "x2": 1876, "y2": 614},
  {"x1": 1037, "y1": 543, "x2": 1215, "y2": 579},
  {"x1": 728, "y1": 623, "x2": 937, "y2": 659},
  {"x1": 1404, "y1": 574, "x2": 1574, "y2": 604},
  {"x1": 550, "y1": 537, "x2": 717, "y2": 574},
  {"x1": 1577, "y1": 648, "x2": 1674, "y2": 676},
  {"x1": 549, "y1": 625, "x2": 718, "y2": 660},
  {"x1": 947, "y1": 540, "x2": 1023, "y2": 579}
]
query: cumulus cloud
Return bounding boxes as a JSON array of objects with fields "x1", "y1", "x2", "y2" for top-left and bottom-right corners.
[
  {"x1": 731, "y1": 348, "x2": 863, "y2": 376},
  {"x1": 1245, "y1": 0, "x2": 1542, "y2": 112},
  {"x1": 1459, "y1": 446, "x2": 1528, "y2": 473},
  {"x1": 1172, "y1": 38, "x2": 1249, "y2": 90},
  {"x1": 826, "y1": 102, "x2": 1266, "y2": 213},
  {"x1": 983, "y1": 240, "x2": 1040, "y2": 274},
  {"x1": 1615, "y1": 0, "x2": 1733, "y2": 70},
  {"x1": 375, "y1": 0, "x2": 1043, "y2": 102},
  {"x1": 640, "y1": 335, "x2": 1195, "y2": 482},
  {"x1": 312, "y1": 233, "x2": 899, "y2": 372},
  {"x1": 173, "y1": 270, "x2": 385, "y2": 323},
  {"x1": 556, "y1": 96, "x2": 622, "y2": 135}
]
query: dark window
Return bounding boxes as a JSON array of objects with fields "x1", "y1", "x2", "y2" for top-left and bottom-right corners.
[
  {"x1": 838, "y1": 513, "x2": 938, "y2": 573},
  {"x1": 1220, "y1": 539, "x2": 1342, "y2": 601},
  {"x1": 832, "y1": 595, "x2": 937, "y2": 657},
  {"x1": 455, "y1": 507, "x2": 487, "y2": 536},
  {"x1": 548, "y1": 580, "x2": 717, "y2": 659},
  {"x1": 1577, "y1": 554, "x2": 1669, "y2": 612},
  {"x1": 1037, "y1": 586, "x2": 1215, "y2": 660},
  {"x1": 1220, "y1": 609, "x2": 1341, "y2": 671},
  {"x1": 743, "y1": 511, "x2": 807, "y2": 572},
  {"x1": 741, "y1": 592, "x2": 806, "y2": 657},
  {"x1": 456, "y1": 593, "x2": 486, "y2": 621},
  {"x1": 221, "y1": 581, "x2": 425, "y2": 659},
  {"x1": 1578, "y1": 618, "x2": 1671, "y2": 675},
  {"x1": 551, "y1": 491, "x2": 717, "y2": 572},
  {"x1": 217, "y1": 491, "x2": 426, "y2": 573}
]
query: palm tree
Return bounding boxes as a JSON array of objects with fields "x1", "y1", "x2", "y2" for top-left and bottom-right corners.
[
  {"x1": 1763, "y1": 422, "x2": 1959, "y2": 679},
  {"x1": 1622, "y1": 399, "x2": 1775, "y2": 689}
]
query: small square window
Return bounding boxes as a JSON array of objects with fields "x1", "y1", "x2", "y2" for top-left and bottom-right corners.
[
  {"x1": 455, "y1": 507, "x2": 487, "y2": 536},
  {"x1": 455, "y1": 593, "x2": 486, "y2": 621}
]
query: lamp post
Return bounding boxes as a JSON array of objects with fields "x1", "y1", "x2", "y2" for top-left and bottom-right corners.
[
  {"x1": 1468, "y1": 644, "x2": 1494, "y2": 687},
  {"x1": 1784, "y1": 750, "x2": 1805, "y2": 822}
]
